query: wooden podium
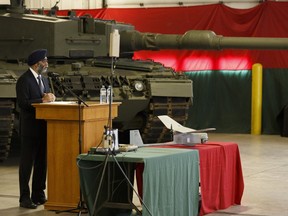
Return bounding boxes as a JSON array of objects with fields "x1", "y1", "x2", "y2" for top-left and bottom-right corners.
[{"x1": 33, "y1": 102, "x2": 120, "y2": 211}]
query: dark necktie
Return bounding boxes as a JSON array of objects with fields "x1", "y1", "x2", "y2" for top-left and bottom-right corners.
[{"x1": 37, "y1": 75, "x2": 44, "y2": 95}]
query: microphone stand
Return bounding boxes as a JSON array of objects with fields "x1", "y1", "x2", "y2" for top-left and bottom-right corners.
[
  {"x1": 48, "y1": 73, "x2": 89, "y2": 107},
  {"x1": 49, "y1": 74, "x2": 88, "y2": 215},
  {"x1": 90, "y1": 56, "x2": 152, "y2": 216}
]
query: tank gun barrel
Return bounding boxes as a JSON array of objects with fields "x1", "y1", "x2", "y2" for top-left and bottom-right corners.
[{"x1": 120, "y1": 30, "x2": 288, "y2": 52}]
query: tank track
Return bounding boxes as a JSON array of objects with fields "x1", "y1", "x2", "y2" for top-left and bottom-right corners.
[
  {"x1": 0, "y1": 100, "x2": 14, "y2": 162},
  {"x1": 141, "y1": 96, "x2": 191, "y2": 144}
]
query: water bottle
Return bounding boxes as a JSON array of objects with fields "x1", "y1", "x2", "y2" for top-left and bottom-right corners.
[
  {"x1": 106, "y1": 85, "x2": 113, "y2": 104},
  {"x1": 100, "y1": 85, "x2": 107, "y2": 104}
]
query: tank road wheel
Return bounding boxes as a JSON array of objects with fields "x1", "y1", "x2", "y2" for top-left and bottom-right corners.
[
  {"x1": 141, "y1": 96, "x2": 191, "y2": 144},
  {"x1": 0, "y1": 100, "x2": 14, "y2": 162}
]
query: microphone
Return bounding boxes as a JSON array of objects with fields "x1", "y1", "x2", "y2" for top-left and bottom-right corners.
[{"x1": 47, "y1": 72, "x2": 60, "y2": 77}]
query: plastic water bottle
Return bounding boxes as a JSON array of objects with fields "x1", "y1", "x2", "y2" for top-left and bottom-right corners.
[
  {"x1": 106, "y1": 85, "x2": 113, "y2": 104},
  {"x1": 100, "y1": 85, "x2": 107, "y2": 104}
]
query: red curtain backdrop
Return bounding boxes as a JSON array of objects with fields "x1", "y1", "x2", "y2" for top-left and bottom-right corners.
[{"x1": 57, "y1": 2, "x2": 288, "y2": 71}]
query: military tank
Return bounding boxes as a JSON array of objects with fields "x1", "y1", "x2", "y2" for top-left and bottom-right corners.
[
  {"x1": 1, "y1": 1, "x2": 288, "y2": 161},
  {"x1": 0, "y1": 1, "x2": 194, "y2": 161}
]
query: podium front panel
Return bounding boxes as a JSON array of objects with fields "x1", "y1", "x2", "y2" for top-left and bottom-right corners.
[{"x1": 33, "y1": 102, "x2": 120, "y2": 210}]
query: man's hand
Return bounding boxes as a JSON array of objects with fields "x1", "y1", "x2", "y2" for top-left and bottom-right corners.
[{"x1": 42, "y1": 93, "x2": 56, "y2": 103}]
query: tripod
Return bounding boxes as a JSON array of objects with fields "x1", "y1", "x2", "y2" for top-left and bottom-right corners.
[
  {"x1": 48, "y1": 73, "x2": 88, "y2": 215},
  {"x1": 87, "y1": 56, "x2": 152, "y2": 216}
]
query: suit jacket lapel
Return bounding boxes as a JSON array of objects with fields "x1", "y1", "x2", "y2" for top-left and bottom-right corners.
[{"x1": 28, "y1": 69, "x2": 43, "y2": 96}]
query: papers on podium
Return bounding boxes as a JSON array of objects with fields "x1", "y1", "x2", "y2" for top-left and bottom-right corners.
[{"x1": 45, "y1": 101, "x2": 78, "y2": 105}]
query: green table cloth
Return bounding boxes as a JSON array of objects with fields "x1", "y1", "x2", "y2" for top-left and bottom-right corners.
[{"x1": 77, "y1": 147, "x2": 199, "y2": 216}]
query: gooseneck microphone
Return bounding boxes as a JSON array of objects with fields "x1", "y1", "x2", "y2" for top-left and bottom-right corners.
[{"x1": 47, "y1": 72, "x2": 60, "y2": 77}]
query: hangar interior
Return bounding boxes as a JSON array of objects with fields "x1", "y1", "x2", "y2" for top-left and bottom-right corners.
[{"x1": 1, "y1": 0, "x2": 288, "y2": 216}]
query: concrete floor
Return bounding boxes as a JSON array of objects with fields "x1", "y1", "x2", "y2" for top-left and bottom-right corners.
[{"x1": 1, "y1": 133, "x2": 288, "y2": 216}]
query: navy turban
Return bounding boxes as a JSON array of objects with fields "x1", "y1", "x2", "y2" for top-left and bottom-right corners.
[{"x1": 27, "y1": 49, "x2": 47, "y2": 66}]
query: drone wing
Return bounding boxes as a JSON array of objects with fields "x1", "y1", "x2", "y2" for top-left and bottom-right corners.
[{"x1": 158, "y1": 115, "x2": 216, "y2": 134}]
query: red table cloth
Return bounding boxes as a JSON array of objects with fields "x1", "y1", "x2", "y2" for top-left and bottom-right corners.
[{"x1": 136, "y1": 142, "x2": 244, "y2": 215}]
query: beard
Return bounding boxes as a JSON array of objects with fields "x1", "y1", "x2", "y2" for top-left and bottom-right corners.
[{"x1": 37, "y1": 64, "x2": 48, "y2": 74}]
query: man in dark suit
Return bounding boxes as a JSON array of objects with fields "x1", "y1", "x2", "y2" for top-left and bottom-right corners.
[{"x1": 16, "y1": 49, "x2": 56, "y2": 209}]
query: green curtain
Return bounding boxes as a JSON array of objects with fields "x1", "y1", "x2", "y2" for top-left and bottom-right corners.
[
  {"x1": 262, "y1": 69, "x2": 288, "y2": 134},
  {"x1": 185, "y1": 69, "x2": 288, "y2": 134}
]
